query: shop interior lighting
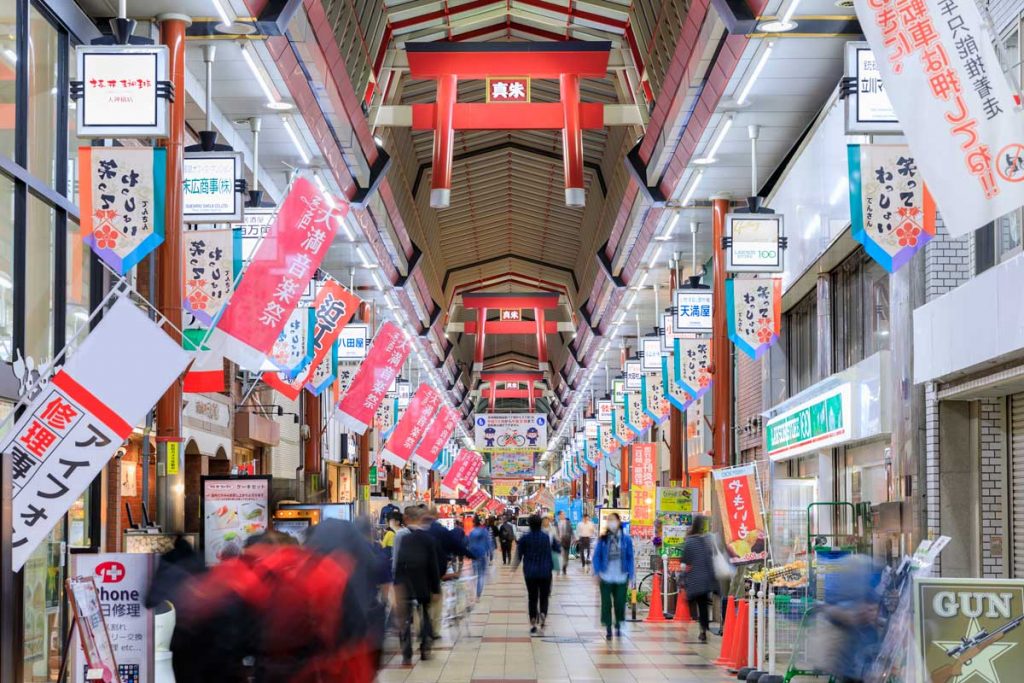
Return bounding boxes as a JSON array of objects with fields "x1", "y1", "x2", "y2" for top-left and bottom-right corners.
[
  {"x1": 281, "y1": 116, "x2": 310, "y2": 165},
  {"x1": 680, "y1": 170, "x2": 705, "y2": 207},
  {"x1": 736, "y1": 42, "x2": 774, "y2": 105},
  {"x1": 693, "y1": 115, "x2": 734, "y2": 165}
]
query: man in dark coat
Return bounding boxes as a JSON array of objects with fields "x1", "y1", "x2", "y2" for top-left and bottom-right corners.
[{"x1": 393, "y1": 506, "x2": 442, "y2": 663}]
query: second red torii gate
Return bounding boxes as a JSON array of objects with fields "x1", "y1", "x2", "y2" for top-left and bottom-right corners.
[
  {"x1": 405, "y1": 41, "x2": 611, "y2": 209},
  {"x1": 480, "y1": 371, "x2": 547, "y2": 412},
  {"x1": 463, "y1": 292, "x2": 559, "y2": 371}
]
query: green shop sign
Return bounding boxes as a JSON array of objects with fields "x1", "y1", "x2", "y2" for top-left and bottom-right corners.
[
  {"x1": 369, "y1": 466, "x2": 378, "y2": 486},
  {"x1": 765, "y1": 384, "x2": 850, "y2": 460}
]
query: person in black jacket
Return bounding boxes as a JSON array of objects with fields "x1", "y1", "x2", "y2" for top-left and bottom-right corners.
[
  {"x1": 512, "y1": 514, "x2": 561, "y2": 633},
  {"x1": 393, "y1": 506, "x2": 442, "y2": 664},
  {"x1": 498, "y1": 516, "x2": 516, "y2": 565},
  {"x1": 681, "y1": 514, "x2": 718, "y2": 642}
]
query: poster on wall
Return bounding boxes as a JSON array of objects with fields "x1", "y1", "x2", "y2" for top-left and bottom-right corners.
[
  {"x1": 201, "y1": 476, "x2": 270, "y2": 566},
  {"x1": 490, "y1": 451, "x2": 536, "y2": 477},
  {"x1": 848, "y1": 144, "x2": 936, "y2": 272},
  {"x1": 474, "y1": 413, "x2": 547, "y2": 452},
  {"x1": 79, "y1": 146, "x2": 167, "y2": 275},
  {"x1": 854, "y1": 0, "x2": 1024, "y2": 237},
  {"x1": 183, "y1": 151, "x2": 244, "y2": 223},
  {"x1": 725, "y1": 277, "x2": 782, "y2": 359},
  {"x1": 712, "y1": 465, "x2": 767, "y2": 564},
  {"x1": 74, "y1": 45, "x2": 169, "y2": 138},
  {"x1": 71, "y1": 554, "x2": 155, "y2": 683}
]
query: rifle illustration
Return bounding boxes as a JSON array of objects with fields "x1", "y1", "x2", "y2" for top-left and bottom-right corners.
[{"x1": 931, "y1": 615, "x2": 1024, "y2": 683}]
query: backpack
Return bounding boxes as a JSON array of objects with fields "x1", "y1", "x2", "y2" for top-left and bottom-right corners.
[{"x1": 499, "y1": 523, "x2": 515, "y2": 542}]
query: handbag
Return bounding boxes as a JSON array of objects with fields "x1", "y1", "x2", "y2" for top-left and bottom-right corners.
[{"x1": 710, "y1": 535, "x2": 735, "y2": 581}]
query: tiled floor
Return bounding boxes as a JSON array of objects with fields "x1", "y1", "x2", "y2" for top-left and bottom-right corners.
[{"x1": 376, "y1": 558, "x2": 737, "y2": 683}]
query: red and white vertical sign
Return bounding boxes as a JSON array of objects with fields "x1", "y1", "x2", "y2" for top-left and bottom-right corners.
[
  {"x1": 461, "y1": 451, "x2": 483, "y2": 493},
  {"x1": 2, "y1": 298, "x2": 190, "y2": 570},
  {"x1": 712, "y1": 464, "x2": 768, "y2": 564},
  {"x1": 440, "y1": 449, "x2": 480, "y2": 497},
  {"x1": 631, "y1": 442, "x2": 657, "y2": 488},
  {"x1": 466, "y1": 488, "x2": 490, "y2": 509},
  {"x1": 411, "y1": 405, "x2": 458, "y2": 469},
  {"x1": 208, "y1": 178, "x2": 345, "y2": 369},
  {"x1": 335, "y1": 321, "x2": 411, "y2": 434},
  {"x1": 380, "y1": 384, "x2": 442, "y2": 468}
]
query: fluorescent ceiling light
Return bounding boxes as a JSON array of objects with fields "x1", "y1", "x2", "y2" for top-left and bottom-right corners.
[
  {"x1": 737, "y1": 43, "x2": 774, "y2": 105},
  {"x1": 281, "y1": 116, "x2": 310, "y2": 165},
  {"x1": 693, "y1": 116, "x2": 734, "y2": 164},
  {"x1": 655, "y1": 213, "x2": 680, "y2": 241},
  {"x1": 240, "y1": 43, "x2": 278, "y2": 107},
  {"x1": 680, "y1": 170, "x2": 704, "y2": 206},
  {"x1": 647, "y1": 244, "x2": 664, "y2": 266},
  {"x1": 210, "y1": 0, "x2": 232, "y2": 26},
  {"x1": 313, "y1": 173, "x2": 336, "y2": 208}
]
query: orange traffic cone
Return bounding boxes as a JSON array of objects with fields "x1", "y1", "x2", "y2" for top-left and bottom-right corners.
[
  {"x1": 715, "y1": 596, "x2": 737, "y2": 666},
  {"x1": 644, "y1": 573, "x2": 669, "y2": 623},
  {"x1": 729, "y1": 599, "x2": 750, "y2": 671},
  {"x1": 673, "y1": 585, "x2": 692, "y2": 623}
]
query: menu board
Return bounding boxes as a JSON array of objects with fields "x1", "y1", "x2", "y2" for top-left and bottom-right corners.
[{"x1": 201, "y1": 476, "x2": 270, "y2": 565}]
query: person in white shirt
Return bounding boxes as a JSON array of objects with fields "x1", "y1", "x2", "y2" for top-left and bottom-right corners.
[{"x1": 576, "y1": 514, "x2": 596, "y2": 568}]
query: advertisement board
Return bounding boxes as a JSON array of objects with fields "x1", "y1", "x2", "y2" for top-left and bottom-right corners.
[
  {"x1": 765, "y1": 384, "x2": 851, "y2": 461},
  {"x1": 490, "y1": 451, "x2": 535, "y2": 477},
  {"x1": 201, "y1": 476, "x2": 270, "y2": 565},
  {"x1": 492, "y1": 479, "x2": 524, "y2": 497},
  {"x1": 474, "y1": 413, "x2": 547, "y2": 452},
  {"x1": 712, "y1": 465, "x2": 767, "y2": 564},
  {"x1": 656, "y1": 487, "x2": 698, "y2": 514}
]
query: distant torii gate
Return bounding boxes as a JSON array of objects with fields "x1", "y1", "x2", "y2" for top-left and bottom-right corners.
[
  {"x1": 480, "y1": 371, "x2": 546, "y2": 412},
  {"x1": 463, "y1": 292, "x2": 560, "y2": 372},
  {"x1": 405, "y1": 41, "x2": 612, "y2": 209}
]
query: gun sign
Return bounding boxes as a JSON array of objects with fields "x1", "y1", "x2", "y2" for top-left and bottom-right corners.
[{"x1": 915, "y1": 578, "x2": 1024, "y2": 683}]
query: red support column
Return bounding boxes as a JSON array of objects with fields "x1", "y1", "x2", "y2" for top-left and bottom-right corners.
[
  {"x1": 474, "y1": 306, "x2": 487, "y2": 371},
  {"x1": 431, "y1": 73, "x2": 458, "y2": 208},
  {"x1": 711, "y1": 197, "x2": 733, "y2": 469},
  {"x1": 488, "y1": 383, "x2": 496, "y2": 412},
  {"x1": 527, "y1": 380, "x2": 535, "y2": 411},
  {"x1": 534, "y1": 307, "x2": 547, "y2": 370},
  {"x1": 620, "y1": 446, "x2": 630, "y2": 494},
  {"x1": 559, "y1": 73, "x2": 585, "y2": 207}
]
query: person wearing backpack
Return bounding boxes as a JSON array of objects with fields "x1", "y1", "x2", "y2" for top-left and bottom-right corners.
[
  {"x1": 498, "y1": 516, "x2": 516, "y2": 565},
  {"x1": 681, "y1": 514, "x2": 718, "y2": 642}
]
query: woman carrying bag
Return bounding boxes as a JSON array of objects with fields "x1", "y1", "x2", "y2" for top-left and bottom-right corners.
[
  {"x1": 681, "y1": 514, "x2": 727, "y2": 642},
  {"x1": 592, "y1": 513, "x2": 634, "y2": 640}
]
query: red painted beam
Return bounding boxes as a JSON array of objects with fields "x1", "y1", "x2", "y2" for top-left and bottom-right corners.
[
  {"x1": 480, "y1": 371, "x2": 546, "y2": 382},
  {"x1": 463, "y1": 292, "x2": 560, "y2": 309},
  {"x1": 462, "y1": 320, "x2": 560, "y2": 334},
  {"x1": 486, "y1": 389, "x2": 545, "y2": 398},
  {"x1": 411, "y1": 102, "x2": 604, "y2": 131},
  {"x1": 406, "y1": 49, "x2": 609, "y2": 79}
]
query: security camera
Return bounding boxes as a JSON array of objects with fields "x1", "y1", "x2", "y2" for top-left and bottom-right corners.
[{"x1": 114, "y1": 447, "x2": 128, "y2": 460}]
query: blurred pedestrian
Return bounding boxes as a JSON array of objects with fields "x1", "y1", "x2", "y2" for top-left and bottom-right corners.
[
  {"x1": 592, "y1": 512, "x2": 634, "y2": 639},
  {"x1": 681, "y1": 514, "x2": 717, "y2": 642},
  {"x1": 498, "y1": 516, "x2": 516, "y2": 565},
  {"x1": 468, "y1": 516, "x2": 492, "y2": 597},
  {"x1": 556, "y1": 511, "x2": 574, "y2": 576},
  {"x1": 393, "y1": 506, "x2": 442, "y2": 664},
  {"x1": 576, "y1": 514, "x2": 596, "y2": 568},
  {"x1": 512, "y1": 514, "x2": 561, "y2": 633}
]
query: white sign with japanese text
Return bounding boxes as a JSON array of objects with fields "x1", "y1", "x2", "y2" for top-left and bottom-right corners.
[
  {"x1": 76, "y1": 45, "x2": 169, "y2": 138},
  {"x1": 1, "y1": 297, "x2": 190, "y2": 570},
  {"x1": 337, "y1": 323, "x2": 369, "y2": 359},
  {"x1": 183, "y1": 152, "x2": 243, "y2": 223},
  {"x1": 474, "y1": 413, "x2": 547, "y2": 452},
  {"x1": 844, "y1": 42, "x2": 900, "y2": 134},
  {"x1": 674, "y1": 289, "x2": 713, "y2": 333},
  {"x1": 855, "y1": 0, "x2": 1024, "y2": 236}
]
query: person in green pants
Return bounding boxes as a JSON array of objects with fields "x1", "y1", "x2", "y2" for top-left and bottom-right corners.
[{"x1": 591, "y1": 513, "x2": 635, "y2": 639}]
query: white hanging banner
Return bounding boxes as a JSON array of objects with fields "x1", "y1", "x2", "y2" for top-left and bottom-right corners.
[
  {"x1": 2, "y1": 298, "x2": 190, "y2": 570},
  {"x1": 854, "y1": 0, "x2": 1024, "y2": 236}
]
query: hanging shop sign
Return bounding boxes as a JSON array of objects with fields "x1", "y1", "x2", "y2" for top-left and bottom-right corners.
[
  {"x1": 373, "y1": 395, "x2": 398, "y2": 439},
  {"x1": 673, "y1": 337, "x2": 713, "y2": 400},
  {"x1": 849, "y1": 144, "x2": 936, "y2": 272},
  {"x1": 656, "y1": 486, "x2": 698, "y2": 514},
  {"x1": 466, "y1": 488, "x2": 490, "y2": 509},
  {"x1": 486, "y1": 77, "x2": 530, "y2": 103},
  {"x1": 66, "y1": 577, "x2": 119, "y2": 683},
  {"x1": 624, "y1": 360, "x2": 643, "y2": 391},
  {"x1": 913, "y1": 578, "x2": 1024, "y2": 683},
  {"x1": 183, "y1": 151, "x2": 245, "y2": 224},
  {"x1": 632, "y1": 442, "x2": 657, "y2": 488},
  {"x1": 674, "y1": 289, "x2": 713, "y2": 333},
  {"x1": 338, "y1": 323, "x2": 369, "y2": 359},
  {"x1": 267, "y1": 307, "x2": 313, "y2": 377},
  {"x1": 612, "y1": 406, "x2": 634, "y2": 446},
  {"x1": 239, "y1": 208, "x2": 275, "y2": 261},
  {"x1": 79, "y1": 146, "x2": 166, "y2": 275},
  {"x1": 1, "y1": 298, "x2": 189, "y2": 571},
  {"x1": 582, "y1": 438, "x2": 597, "y2": 468},
  {"x1": 725, "y1": 277, "x2": 782, "y2": 359},
  {"x1": 182, "y1": 228, "x2": 239, "y2": 328},
  {"x1": 712, "y1": 464, "x2": 768, "y2": 564},
  {"x1": 641, "y1": 337, "x2": 662, "y2": 371},
  {"x1": 598, "y1": 421, "x2": 618, "y2": 456},
  {"x1": 641, "y1": 369, "x2": 671, "y2": 424},
  {"x1": 304, "y1": 342, "x2": 338, "y2": 397},
  {"x1": 661, "y1": 311, "x2": 680, "y2": 352},
  {"x1": 411, "y1": 405, "x2": 459, "y2": 469},
  {"x1": 490, "y1": 451, "x2": 536, "y2": 477},
  {"x1": 597, "y1": 399, "x2": 613, "y2": 423},
  {"x1": 584, "y1": 418, "x2": 599, "y2": 439},
  {"x1": 201, "y1": 476, "x2": 270, "y2": 566},
  {"x1": 725, "y1": 214, "x2": 785, "y2": 273},
  {"x1": 630, "y1": 485, "x2": 656, "y2": 540},
  {"x1": 335, "y1": 321, "x2": 412, "y2": 434},
  {"x1": 765, "y1": 383, "x2": 851, "y2": 461},
  {"x1": 71, "y1": 553, "x2": 155, "y2": 683},
  {"x1": 381, "y1": 384, "x2": 443, "y2": 468},
  {"x1": 854, "y1": 0, "x2": 1024, "y2": 237},
  {"x1": 207, "y1": 178, "x2": 343, "y2": 370},
  {"x1": 474, "y1": 413, "x2": 547, "y2": 452},
  {"x1": 623, "y1": 391, "x2": 652, "y2": 435},
  {"x1": 843, "y1": 42, "x2": 900, "y2": 134},
  {"x1": 612, "y1": 379, "x2": 625, "y2": 404},
  {"x1": 74, "y1": 45, "x2": 169, "y2": 138},
  {"x1": 661, "y1": 353, "x2": 693, "y2": 412}
]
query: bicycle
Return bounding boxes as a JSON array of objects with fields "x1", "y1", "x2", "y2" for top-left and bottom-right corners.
[
  {"x1": 497, "y1": 432, "x2": 526, "y2": 448},
  {"x1": 635, "y1": 569, "x2": 681, "y2": 608}
]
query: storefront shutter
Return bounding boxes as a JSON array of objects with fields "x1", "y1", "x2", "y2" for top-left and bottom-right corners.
[{"x1": 1010, "y1": 394, "x2": 1024, "y2": 577}]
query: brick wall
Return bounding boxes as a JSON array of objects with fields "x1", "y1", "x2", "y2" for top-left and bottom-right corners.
[{"x1": 980, "y1": 398, "x2": 1007, "y2": 578}]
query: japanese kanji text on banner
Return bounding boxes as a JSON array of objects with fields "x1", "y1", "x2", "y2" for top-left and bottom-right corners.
[
  {"x1": 712, "y1": 464, "x2": 768, "y2": 565},
  {"x1": 335, "y1": 321, "x2": 412, "y2": 434},
  {"x1": 2, "y1": 297, "x2": 190, "y2": 570},
  {"x1": 474, "y1": 413, "x2": 547, "y2": 452},
  {"x1": 381, "y1": 384, "x2": 442, "y2": 468}
]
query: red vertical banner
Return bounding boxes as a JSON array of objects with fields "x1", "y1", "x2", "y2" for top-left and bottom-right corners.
[
  {"x1": 440, "y1": 449, "x2": 477, "y2": 497},
  {"x1": 335, "y1": 321, "x2": 411, "y2": 434},
  {"x1": 466, "y1": 488, "x2": 490, "y2": 509},
  {"x1": 380, "y1": 384, "x2": 442, "y2": 468},
  {"x1": 411, "y1": 405, "x2": 458, "y2": 469},
  {"x1": 712, "y1": 464, "x2": 768, "y2": 564},
  {"x1": 208, "y1": 178, "x2": 345, "y2": 369},
  {"x1": 631, "y1": 442, "x2": 656, "y2": 487}
]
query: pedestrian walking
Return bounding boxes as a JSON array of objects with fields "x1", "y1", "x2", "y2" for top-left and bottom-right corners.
[
  {"x1": 592, "y1": 512, "x2": 635, "y2": 639},
  {"x1": 393, "y1": 506, "x2": 442, "y2": 664},
  {"x1": 576, "y1": 514, "x2": 596, "y2": 568},
  {"x1": 468, "y1": 516, "x2": 492, "y2": 598},
  {"x1": 512, "y1": 514, "x2": 561, "y2": 634},
  {"x1": 498, "y1": 516, "x2": 516, "y2": 565},
  {"x1": 556, "y1": 511, "x2": 574, "y2": 575},
  {"x1": 681, "y1": 514, "x2": 718, "y2": 642}
]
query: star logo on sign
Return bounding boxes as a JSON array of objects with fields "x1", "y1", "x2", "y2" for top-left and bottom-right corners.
[{"x1": 933, "y1": 618, "x2": 1016, "y2": 683}]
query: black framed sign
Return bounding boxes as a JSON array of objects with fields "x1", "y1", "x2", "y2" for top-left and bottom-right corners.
[
  {"x1": 843, "y1": 42, "x2": 900, "y2": 135},
  {"x1": 725, "y1": 213, "x2": 785, "y2": 273},
  {"x1": 75, "y1": 45, "x2": 169, "y2": 138},
  {"x1": 183, "y1": 151, "x2": 245, "y2": 223}
]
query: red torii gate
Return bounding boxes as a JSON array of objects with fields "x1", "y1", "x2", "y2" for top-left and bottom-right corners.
[
  {"x1": 405, "y1": 41, "x2": 611, "y2": 209},
  {"x1": 463, "y1": 292, "x2": 560, "y2": 371},
  {"x1": 480, "y1": 371, "x2": 546, "y2": 412}
]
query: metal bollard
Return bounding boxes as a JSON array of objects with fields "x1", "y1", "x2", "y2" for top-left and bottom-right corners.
[{"x1": 767, "y1": 589, "x2": 776, "y2": 674}]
